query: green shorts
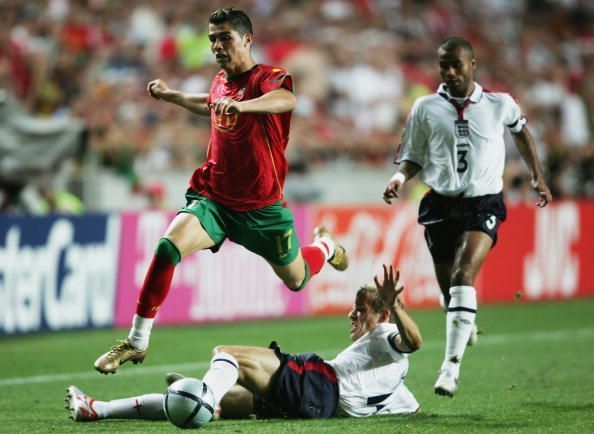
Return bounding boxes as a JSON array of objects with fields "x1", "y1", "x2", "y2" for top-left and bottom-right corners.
[{"x1": 179, "y1": 189, "x2": 300, "y2": 266}]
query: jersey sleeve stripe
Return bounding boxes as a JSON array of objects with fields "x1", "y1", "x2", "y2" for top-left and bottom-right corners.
[
  {"x1": 387, "y1": 332, "x2": 414, "y2": 354},
  {"x1": 394, "y1": 157, "x2": 423, "y2": 168},
  {"x1": 507, "y1": 115, "x2": 527, "y2": 133}
]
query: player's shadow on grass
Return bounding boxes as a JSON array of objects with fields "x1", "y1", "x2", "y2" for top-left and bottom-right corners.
[
  {"x1": 526, "y1": 401, "x2": 594, "y2": 412},
  {"x1": 405, "y1": 413, "x2": 530, "y2": 430},
  {"x1": 237, "y1": 413, "x2": 531, "y2": 430}
]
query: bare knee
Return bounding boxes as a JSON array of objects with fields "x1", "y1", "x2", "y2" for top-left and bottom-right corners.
[
  {"x1": 164, "y1": 213, "x2": 215, "y2": 256},
  {"x1": 284, "y1": 276, "x2": 305, "y2": 291},
  {"x1": 278, "y1": 268, "x2": 306, "y2": 291},
  {"x1": 271, "y1": 260, "x2": 306, "y2": 292}
]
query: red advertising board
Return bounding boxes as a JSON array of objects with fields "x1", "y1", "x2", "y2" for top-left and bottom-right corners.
[
  {"x1": 483, "y1": 200, "x2": 594, "y2": 302},
  {"x1": 3, "y1": 201, "x2": 590, "y2": 335},
  {"x1": 306, "y1": 202, "x2": 439, "y2": 314},
  {"x1": 307, "y1": 201, "x2": 594, "y2": 314}
]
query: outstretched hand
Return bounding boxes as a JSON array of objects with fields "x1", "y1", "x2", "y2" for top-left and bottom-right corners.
[{"x1": 373, "y1": 264, "x2": 404, "y2": 308}]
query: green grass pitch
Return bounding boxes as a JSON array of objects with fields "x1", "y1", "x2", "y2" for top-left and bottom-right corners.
[{"x1": 1, "y1": 299, "x2": 593, "y2": 433}]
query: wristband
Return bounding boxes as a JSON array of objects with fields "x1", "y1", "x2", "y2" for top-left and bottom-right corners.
[{"x1": 392, "y1": 172, "x2": 406, "y2": 184}]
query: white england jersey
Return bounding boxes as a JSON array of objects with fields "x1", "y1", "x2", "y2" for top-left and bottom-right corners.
[
  {"x1": 397, "y1": 82, "x2": 526, "y2": 197},
  {"x1": 327, "y1": 323, "x2": 419, "y2": 417}
]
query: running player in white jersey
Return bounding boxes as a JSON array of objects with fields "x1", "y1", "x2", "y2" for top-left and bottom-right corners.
[
  {"x1": 66, "y1": 265, "x2": 422, "y2": 423},
  {"x1": 383, "y1": 36, "x2": 552, "y2": 398}
]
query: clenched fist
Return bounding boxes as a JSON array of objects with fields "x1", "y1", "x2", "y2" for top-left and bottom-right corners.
[{"x1": 147, "y1": 79, "x2": 170, "y2": 100}]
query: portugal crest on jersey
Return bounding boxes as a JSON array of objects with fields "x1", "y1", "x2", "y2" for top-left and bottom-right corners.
[{"x1": 214, "y1": 112, "x2": 239, "y2": 132}]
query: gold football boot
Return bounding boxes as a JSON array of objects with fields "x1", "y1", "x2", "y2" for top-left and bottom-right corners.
[
  {"x1": 313, "y1": 226, "x2": 349, "y2": 271},
  {"x1": 93, "y1": 339, "x2": 147, "y2": 374}
]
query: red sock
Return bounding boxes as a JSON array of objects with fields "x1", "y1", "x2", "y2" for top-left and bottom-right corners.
[
  {"x1": 301, "y1": 245, "x2": 326, "y2": 277},
  {"x1": 136, "y1": 255, "x2": 176, "y2": 318}
]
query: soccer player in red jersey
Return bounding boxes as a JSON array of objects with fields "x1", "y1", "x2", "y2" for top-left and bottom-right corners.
[{"x1": 94, "y1": 8, "x2": 348, "y2": 374}]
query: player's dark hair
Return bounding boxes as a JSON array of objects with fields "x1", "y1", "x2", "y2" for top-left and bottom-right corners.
[
  {"x1": 209, "y1": 8, "x2": 253, "y2": 36},
  {"x1": 357, "y1": 285, "x2": 388, "y2": 314},
  {"x1": 439, "y1": 36, "x2": 474, "y2": 58}
]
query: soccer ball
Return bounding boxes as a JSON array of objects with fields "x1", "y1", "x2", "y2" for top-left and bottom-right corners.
[{"x1": 163, "y1": 378, "x2": 216, "y2": 429}]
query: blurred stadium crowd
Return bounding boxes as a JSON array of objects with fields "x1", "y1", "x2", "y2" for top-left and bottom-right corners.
[{"x1": 1, "y1": 0, "x2": 593, "y2": 212}]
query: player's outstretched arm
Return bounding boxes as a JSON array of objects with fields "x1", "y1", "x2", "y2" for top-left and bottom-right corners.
[
  {"x1": 374, "y1": 265, "x2": 423, "y2": 352},
  {"x1": 511, "y1": 126, "x2": 552, "y2": 207},
  {"x1": 147, "y1": 79, "x2": 211, "y2": 116},
  {"x1": 383, "y1": 160, "x2": 422, "y2": 204}
]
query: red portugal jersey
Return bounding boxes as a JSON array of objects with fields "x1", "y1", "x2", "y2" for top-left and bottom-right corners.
[{"x1": 190, "y1": 64, "x2": 293, "y2": 211}]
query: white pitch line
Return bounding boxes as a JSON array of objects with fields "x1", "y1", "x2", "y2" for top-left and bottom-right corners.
[
  {"x1": 0, "y1": 361, "x2": 212, "y2": 387},
  {"x1": 1, "y1": 327, "x2": 592, "y2": 387}
]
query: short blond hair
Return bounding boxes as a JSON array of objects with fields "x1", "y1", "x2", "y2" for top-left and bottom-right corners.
[{"x1": 356, "y1": 283, "x2": 388, "y2": 314}]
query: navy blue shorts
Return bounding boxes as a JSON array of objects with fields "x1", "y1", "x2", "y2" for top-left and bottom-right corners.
[
  {"x1": 418, "y1": 191, "x2": 507, "y2": 263},
  {"x1": 253, "y1": 341, "x2": 339, "y2": 419}
]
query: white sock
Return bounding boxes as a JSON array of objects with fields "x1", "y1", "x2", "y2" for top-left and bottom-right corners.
[
  {"x1": 202, "y1": 352, "x2": 239, "y2": 404},
  {"x1": 127, "y1": 314, "x2": 154, "y2": 350},
  {"x1": 443, "y1": 286, "x2": 477, "y2": 377},
  {"x1": 101, "y1": 394, "x2": 165, "y2": 420},
  {"x1": 313, "y1": 237, "x2": 335, "y2": 261}
]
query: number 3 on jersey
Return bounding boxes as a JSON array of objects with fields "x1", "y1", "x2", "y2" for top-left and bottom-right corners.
[{"x1": 456, "y1": 144, "x2": 469, "y2": 173}]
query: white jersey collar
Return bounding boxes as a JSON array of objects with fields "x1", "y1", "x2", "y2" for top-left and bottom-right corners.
[{"x1": 437, "y1": 82, "x2": 483, "y2": 103}]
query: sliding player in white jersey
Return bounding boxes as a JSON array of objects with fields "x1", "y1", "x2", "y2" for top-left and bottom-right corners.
[
  {"x1": 383, "y1": 36, "x2": 552, "y2": 398},
  {"x1": 66, "y1": 265, "x2": 422, "y2": 422}
]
